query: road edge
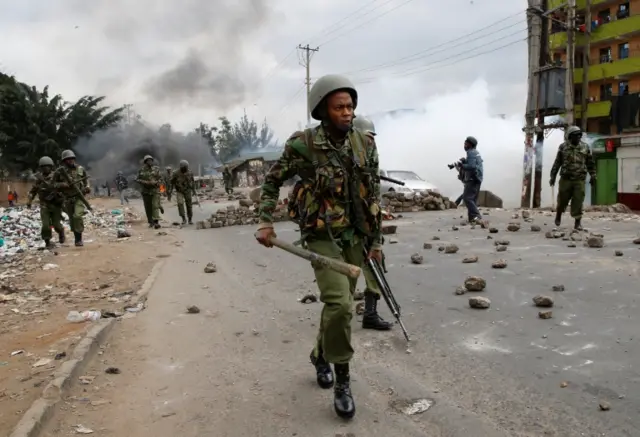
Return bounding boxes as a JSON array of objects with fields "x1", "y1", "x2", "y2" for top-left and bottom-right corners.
[{"x1": 8, "y1": 260, "x2": 165, "y2": 437}]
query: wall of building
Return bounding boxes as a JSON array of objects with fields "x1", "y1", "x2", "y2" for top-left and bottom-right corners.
[
  {"x1": 616, "y1": 145, "x2": 640, "y2": 209},
  {"x1": 0, "y1": 180, "x2": 33, "y2": 207}
]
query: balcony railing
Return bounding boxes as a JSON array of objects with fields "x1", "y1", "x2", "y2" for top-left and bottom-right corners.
[
  {"x1": 549, "y1": 13, "x2": 640, "y2": 50},
  {"x1": 574, "y1": 56, "x2": 640, "y2": 84}
]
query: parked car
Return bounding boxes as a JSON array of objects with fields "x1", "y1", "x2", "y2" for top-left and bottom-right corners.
[{"x1": 379, "y1": 169, "x2": 439, "y2": 193}]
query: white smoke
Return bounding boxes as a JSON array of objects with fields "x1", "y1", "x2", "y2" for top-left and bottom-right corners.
[{"x1": 371, "y1": 80, "x2": 566, "y2": 208}]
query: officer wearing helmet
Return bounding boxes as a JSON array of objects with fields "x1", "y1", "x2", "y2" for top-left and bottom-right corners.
[
  {"x1": 164, "y1": 166, "x2": 173, "y2": 201},
  {"x1": 458, "y1": 136, "x2": 484, "y2": 224},
  {"x1": 169, "y1": 159, "x2": 196, "y2": 225},
  {"x1": 136, "y1": 155, "x2": 163, "y2": 229},
  {"x1": 52, "y1": 149, "x2": 91, "y2": 246},
  {"x1": 256, "y1": 74, "x2": 383, "y2": 419},
  {"x1": 27, "y1": 156, "x2": 66, "y2": 248},
  {"x1": 550, "y1": 125, "x2": 596, "y2": 230},
  {"x1": 222, "y1": 165, "x2": 233, "y2": 194}
]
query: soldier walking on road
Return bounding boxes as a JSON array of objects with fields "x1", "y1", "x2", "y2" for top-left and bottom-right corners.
[
  {"x1": 27, "y1": 156, "x2": 65, "y2": 249},
  {"x1": 169, "y1": 160, "x2": 196, "y2": 225},
  {"x1": 222, "y1": 166, "x2": 233, "y2": 194},
  {"x1": 115, "y1": 171, "x2": 129, "y2": 205},
  {"x1": 52, "y1": 150, "x2": 91, "y2": 247},
  {"x1": 137, "y1": 155, "x2": 163, "y2": 229},
  {"x1": 164, "y1": 166, "x2": 173, "y2": 201},
  {"x1": 550, "y1": 126, "x2": 596, "y2": 231},
  {"x1": 257, "y1": 74, "x2": 384, "y2": 420},
  {"x1": 352, "y1": 116, "x2": 393, "y2": 331}
]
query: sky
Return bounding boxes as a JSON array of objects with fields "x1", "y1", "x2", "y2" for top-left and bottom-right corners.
[{"x1": 0, "y1": 0, "x2": 569, "y2": 206}]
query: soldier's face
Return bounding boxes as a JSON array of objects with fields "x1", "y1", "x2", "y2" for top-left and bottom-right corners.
[
  {"x1": 326, "y1": 91, "x2": 354, "y2": 132},
  {"x1": 64, "y1": 158, "x2": 75, "y2": 167},
  {"x1": 569, "y1": 134, "x2": 581, "y2": 145},
  {"x1": 145, "y1": 160, "x2": 152, "y2": 166},
  {"x1": 42, "y1": 165, "x2": 52, "y2": 175}
]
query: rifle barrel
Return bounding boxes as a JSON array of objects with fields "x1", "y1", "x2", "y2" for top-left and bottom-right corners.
[{"x1": 379, "y1": 175, "x2": 405, "y2": 186}]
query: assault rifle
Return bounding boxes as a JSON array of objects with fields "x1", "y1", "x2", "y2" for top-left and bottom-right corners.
[{"x1": 58, "y1": 169, "x2": 92, "y2": 211}]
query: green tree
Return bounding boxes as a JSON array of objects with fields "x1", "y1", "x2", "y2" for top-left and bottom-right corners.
[{"x1": 205, "y1": 114, "x2": 278, "y2": 163}]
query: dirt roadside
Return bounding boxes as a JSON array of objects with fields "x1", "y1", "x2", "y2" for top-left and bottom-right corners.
[{"x1": 0, "y1": 197, "x2": 178, "y2": 436}]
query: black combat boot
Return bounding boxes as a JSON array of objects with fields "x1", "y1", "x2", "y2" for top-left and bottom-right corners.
[
  {"x1": 44, "y1": 239, "x2": 53, "y2": 249},
  {"x1": 58, "y1": 231, "x2": 65, "y2": 244},
  {"x1": 554, "y1": 211, "x2": 562, "y2": 227},
  {"x1": 74, "y1": 232, "x2": 83, "y2": 247},
  {"x1": 362, "y1": 290, "x2": 393, "y2": 330},
  {"x1": 333, "y1": 363, "x2": 355, "y2": 419},
  {"x1": 310, "y1": 349, "x2": 334, "y2": 389},
  {"x1": 574, "y1": 218, "x2": 583, "y2": 231},
  {"x1": 188, "y1": 216, "x2": 193, "y2": 225},
  {"x1": 153, "y1": 220, "x2": 161, "y2": 229},
  {"x1": 181, "y1": 216, "x2": 186, "y2": 225},
  {"x1": 148, "y1": 222, "x2": 154, "y2": 228}
]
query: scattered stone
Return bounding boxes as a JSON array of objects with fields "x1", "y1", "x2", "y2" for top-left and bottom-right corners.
[
  {"x1": 389, "y1": 238, "x2": 398, "y2": 244},
  {"x1": 531, "y1": 225, "x2": 541, "y2": 232},
  {"x1": 423, "y1": 243, "x2": 433, "y2": 249},
  {"x1": 300, "y1": 294, "x2": 318, "y2": 304},
  {"x1": 355, "y1": 302, "x2": 365, "y2": 315},
  {"x1": 438, "y1": 246, "x2": 445, "y2": 252},
  {"x1": 552, "y1": 284, "x2": 565, "y2": 292},
  {"x1": 494, "y1": 239, "x2": 510, "y2": 246},
  {"x1": 353, "y1": 290, "x2": 365, "y2": 301},
  {"x1": 560, "y1": 381, "x2": 568, "y2": 388},
  {"x1": 469, "y1": 296, "x2": 491, "y2": 309},
  {"x1": 186, "y1": 305, "x2": 200, "y2": 314},
  {"x1": 491, "y1": 259, "x2": 507, "y2": 269},
  {"x1": 116, "y1": 229, "x2": 131, "y2": 238},
  {"x1": 204, "y1": 262, "x2": 217, "y2": 273},
  {"x1": 410, "y1": 253, "x2": 424, "y2": 264},
  {"x1": 487, "y1": 235, "x2": 493, "y2": 239},
  {"x1": 382, "y1": 225, "x2": 397, "y2": 235},
  {"x1": 633, "y1": 237, "x2": 640, "y2": 244},
  {"x1": 452, "y1": 226, "x2": 459, "y2": 231},
  {"x1": 570, "y1": 232, "x2": 582, "y2": 241},
  {"x1": 489, "y1": 227, "x2": 499, "y2": 233},
  {"x1": 105, "y1": 367, "x2": 121, "y2": 374},
  {"x1": 464, "y1": 276, "x2": 486, "y2": 291},
  {"x1": 545, "y1": 231, "x2": 553, "y2": 239},
  {"x1": 533, "y1": 295, "x2": 554, "y2": 308},
  {"x1": 507, "y1": 223, "x2": 520, "y2": 232},
  {"x1": 462, "y1": 256, "x2": 478, "y2": 263},
  {"x1": 432, "y1": 236, "x2": 440, "y2": 241},
  {"x1": 615, "y1": 250, "x2": 623, "y2": 256},
  {"x1": 496, "y1": 245, "x2": 507, "y2": 252},
  {"x1": 586, "y1": 236, "x2": 604, "y2": 248},
  {"x1": 599, "y1": 401, "x2": 611, "y2": 411},
  {"x1": 538, "y1": 310, "x2": 553, "y2": 319},
  {"x1": 522, "y1": 210, "x2": 531, "y2": 219},
  {"x1": 454, "y1": 286, "x2": 466, "y2": 295},
  {"x1": 444, "y1": 244, "x2": 459, "y2": 254},
  {"x1": 567, "y1": 243, "x2": 576, "y2": 248}
]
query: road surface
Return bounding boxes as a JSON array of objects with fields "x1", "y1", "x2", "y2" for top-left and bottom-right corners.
[{"x1": 41, "y1": 203, "x2": 640, "y2": 437}]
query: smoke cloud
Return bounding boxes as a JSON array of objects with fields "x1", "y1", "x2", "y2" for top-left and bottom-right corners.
[{"x1": 371, "y1": 80, "x2": 565, "y2": 208}]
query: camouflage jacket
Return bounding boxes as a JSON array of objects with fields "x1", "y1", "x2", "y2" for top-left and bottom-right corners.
[
  {"x1": 52, "y1": 165, "x2": 89, "y2": 198},
  {"x1": 136, "y1": 165, "x2": 162, "y2": 195},
  {"x1": 169, "y1": 170, "x2": 195, "y2": 194},
  {"x1": 28, "y1": 171, "x2": 62, "y2": 205},
  {"x1": 259, "y1": 125, "x2": 382, "y2": 248},
  {"x1": 222, "y1": 169, "x2": 232, "y2": 182},
  {"x1": 114, "y1": 175, "x2": 128, "y2": 191},
  {"x1": 550, "y1": 141, "x2": 596, "y2": 181},
  {"x1": 163, "y1": 172, "x2": 172, "y2": 190}
]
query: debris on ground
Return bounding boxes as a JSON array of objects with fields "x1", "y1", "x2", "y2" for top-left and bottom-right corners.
[
  {"x1": 410, "y1": 253, "x2": 424, "y2": 264},
  {"x1": 454, "y1": 286, "x2": 466, "y2": 295},
  {"x1": 462, "y1": 256, "x2": 478, "y2": 263},
  {"x1": 531, "y1": 225, "x2": 541, "y2": 232},
  {"x1": 469, "y1": 296, "x2": 490, "y2": 309},
  {"x1": 492, "y1": 260, "x2": 507, "y2": 269},
  {"x1": 204, "y1": 262, "x2": 217, "y2": 273},
  {"x1": 464, "y1": 276, "x2": 486, "y2": 291},
  {"x1": 533, "y1": 295, "x2": 554, "y2": 308},
  {"x1": 423, "y1": 243, "x2": 433, "y2": 249},
  {"x1": 496, "y1": 245, "x2": 507, "y2": 252},
  {"x1": 381, "y1": 190, "x2": 457, "y2": 212},
  {"x1": 615, "y1": 250, "x2": 623, "y2": 256},
  {"x1": 444, "y1": 244, "x2": 459, "y2": 254},
  {"x1": 355, "y1": 302, "x2": 365, "y2": 315},
  {"x1": 382, "y1": 225, "x2": 397, "y2": 234},
  {"x1": 300, "y1": 294, "x2": 318, "y2": 304},
  {"x1": 495, "y1": 239, "x2": 510, "y2": 246},
  {"x1": 552, "y1": 284, "x2": 565, "y2": 292},
  {"x1": 586, "y1": 235, "x2": 604, "y2": 248},
  {"x1": 353, "y1": 290, "x2": 365, "y2": 301},
  {"x1": 105, "y1": 367, "x2": 121, "y2": 374},
  {"x1": 538, "y1": 310, "x2": 553, "y2": 319},
  {"x1": 634, "y1": 237, "x2": 640, "y2": 244},
  {"x1": 507, "y1": 223, "x2": 520, "y2": 232},
  {"x1": 489, "y1": 227, "x2": 499, "y2": 233},
  {"x1": 186, "y1": 305, "x2": 200, "y2": 314},
  {"x1": 599, "y1": 401, "x2": 611, "y2": 411}
]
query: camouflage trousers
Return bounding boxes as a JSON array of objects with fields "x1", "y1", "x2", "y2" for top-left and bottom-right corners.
[
  {"x1": 224, "y1": 181, "x2": 233, "y2": 194},
  {"x1": 175, "y1": 191, "x2": 193, "y2": 219},
  {"x1": 361, "y1": 263, "x2": 381, "y2": 297},
  {"x1": 63, "y1": 198, "x2": 85, "y2": 233},
  {"x1": 557, "y1": 178, "x2": 586, "y2": 219},
  {"x1": 40, "y1": 203, "x2": 64, "y2": 241},
  {"x1": 307, "y1": 237, "x2": 363, "y2": 365},
  {"x1": 142, "y1": 193, "x2": 161, "y2": 223}
]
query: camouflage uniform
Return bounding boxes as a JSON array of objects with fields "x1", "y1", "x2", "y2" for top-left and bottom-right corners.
[
  {"x1": 169, "y1": 160, "x2": 196, "y2": 224},
  {"x1": 222, "y1": 167, "x2": 233, "y2": 194},
  {"x1": 137, "y1": 155, "x2": 163, "y2": 229},
  {"x1": 352, "y1": 116, "x2": 393, "y2": 331},
  {"x1": 52, "y1": 149, "x2": 90, "y2": 246},
  {"x1": 259, "y1": 74, "x2": 381, "y2": 420},
  {"x1": 550, "y1": 126, "x2": 596, "y2": 230},
  {"x1": 27, "y1": 156, "x2": 65, "y2": 248},
  {"x1": 164, "y1": 167, "x2": 173, "y2": 201}
]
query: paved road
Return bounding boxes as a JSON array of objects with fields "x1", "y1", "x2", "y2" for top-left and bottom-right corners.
[{"x1": 42, "y1": 203, "x2": 640, "y2": 437}]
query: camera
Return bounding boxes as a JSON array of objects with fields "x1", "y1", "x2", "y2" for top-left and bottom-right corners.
[{"x1": 447, "y1": 163, "x2": 458, "y2": 170}]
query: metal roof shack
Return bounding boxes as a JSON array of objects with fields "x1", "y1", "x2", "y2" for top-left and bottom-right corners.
[{"x1": 215, "y1": 150, "x2": 283, "y2": 188}]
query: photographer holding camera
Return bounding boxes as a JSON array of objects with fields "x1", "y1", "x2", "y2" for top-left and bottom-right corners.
[
  {"x1": 447, "y1": 161, "x2": 465, "y2": 206},
  {"x1": 455, "y1": 136, "x2": 483, "y2": 223}
]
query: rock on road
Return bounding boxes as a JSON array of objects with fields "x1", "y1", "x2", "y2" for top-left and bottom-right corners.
[{"x1": 41, "y1": 204, "x2": 640, "y2": 437}]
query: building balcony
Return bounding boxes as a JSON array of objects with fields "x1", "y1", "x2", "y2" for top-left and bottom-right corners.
[
  {"x1": 549, "y1": 13, "x2": 640, "y2": 51},
  {"x1": 575, "y1": 100, "x2": 612, "y2": 118},
  {"x1": 549, "y1": 0, "x2": 625, "y2": 10},
  {"x1": 573, "y1": 56, "x2": 640, "y2": 83}
]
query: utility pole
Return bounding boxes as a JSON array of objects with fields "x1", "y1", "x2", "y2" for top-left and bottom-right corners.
[
  {"x1": 297, "y1": 44, "x2": 319, "y2": 125},
  {"x1": 532, "y1": 0, "x2": 550, "y2": 208},
  {"x1": 521, "y1": 0, "x2": 543, "y2": 208},
  {"x1": 565, "y1": 0, "x2": 576, "y2": 125},
  {"x1": 581, "y1": 0, "x2": 591, "y2": 132}
]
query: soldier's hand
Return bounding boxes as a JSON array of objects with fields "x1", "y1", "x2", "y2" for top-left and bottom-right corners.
[
  {"x1": 367, "y1": 248, "x2": 383, "y2": 264},
  {"x1": 255, "y1": 227, "x2": 276, "y2": 247},
  {"x1": 83, "y1": 187, "x2": 91, "y2": 194},
  {"x1": 549, "y1": 179, "x2": 555, "y2": 187}
]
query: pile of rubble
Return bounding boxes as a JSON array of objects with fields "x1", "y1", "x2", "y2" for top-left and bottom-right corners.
[
  {"x1": 381, "y1": 190, "x2": 457, "y2": 212},
  {"x1": 198, "y1": 187, "x2": 248, "y2": 202},
  {"x1": 0, "y1": 206, "x2": 139, "y2": 259},
  {"x1": 196, "y1": 203, "x2": 289, "y2": 229}
]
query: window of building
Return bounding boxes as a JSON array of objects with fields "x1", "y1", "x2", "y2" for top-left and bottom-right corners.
[
  {"x1": 617, "y1": 3, "x2": 630, "y2": 19},
  {"x1": 619, "y1": 42, "x2": 629, "y2": 59},
  {"x1": 574, "y1": 85, "x2": 582, "y2": 105},
  {"x1": 600, "y1": 83, "x2": 613, "y2": 100},
  {"x1": 598, "y1": 119, "x2": 611, "y2": 135},
  {"x1": 619, "y1": 80, "x2": 629, "y2": 95},
  {"x1": 597, "y1": 9, "x2": 611, "y2": 23},
  {"x1": 599, "y1": 47, "x2": 612, "y2": 63}
]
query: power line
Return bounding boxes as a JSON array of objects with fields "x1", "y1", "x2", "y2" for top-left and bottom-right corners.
[
  {"x1": 353, "y1": 37, "x2": 526, "y2": 84},
  {"x1": 303, "y1": 0, "x2": 384, "y2": 45},
  {"x1": 253, "y1": 47, "x2": 297, "y2": 103},
  {"x1": 337, "y1": 9, "x2": 526, "y2": 75},
  {"x1": 316, "y1": 0, "x2": 416, "y2": 47},
  {"x1": 277, "y1": 84, "x2": 307, "y2": 115}
]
